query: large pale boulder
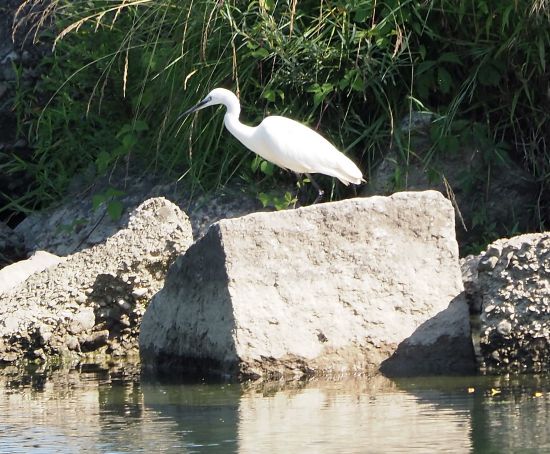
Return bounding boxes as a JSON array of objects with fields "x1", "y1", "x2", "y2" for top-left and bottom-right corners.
[
  {"x1": 466, "y1": 233, "x2": 550, "y2": 372},
  {"x1": 0, "y1": 250, "x2": 64, "y2": 294},
  {"x1": 140, "y1": 191, "x2": 474, "y2": 379},
  {"x1": 0, "y1": 198, "x2": 193, "y2": 363}
]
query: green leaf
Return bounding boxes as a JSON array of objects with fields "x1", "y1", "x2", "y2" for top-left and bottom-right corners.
[
  {"x1": 353, "y1": 8, "x2": 370, "y2": 22},
  {"x1": 307, "y1": 83, "x2": 334, "y2": 108},
  {"x1": 258, "y1": 192, "x2": 270, "y2": 208},
  {"x1": 105, "y1": 187, "x2": 126, "y2": 198},
  {"x1": 261, "y1": 0, "x2": 275, "y2": 11},
  {"x1": 122, "y1": 134, "x2": 138, "y2": 149},
  {"x1": 262, "y1": 89, "x2": 276, "y2": 102},
  {"x1": 116, "y1": 123, "x2": 134, "y2": 138},
  {"x1": 415, "y1": 73, "x2": 433, "y2": 100},
  {"x1": 501, "y1": 4, "x2": 514, "y2": 32},
  {"x1": 451, "y1": 119, "x2": 470, "y2": 133},
  {"x1": 250, "y1": 47, "x2": 270, "y2": 59},
  {"x1": 251, "y1": 155, "x2": 262, "y2": 172},
  {"x1": 260, "y1": 160, "x2": 274, "y2": 176},
  {"x1": 262, "y1": 88, "x2": 284, "y2": 103},
  {"x1": 95, "y1": 151, "x2": 111, "y2": 174},
  {"x1": 430, "y1": 123, "x2": 444, "y2": 142},
  {"x1": 340, "y1": 70, "x2": 364, "y2": 92},
  {"x1": 418, "y1": 45, "x2": 427, "y2": 60},
  {"x1": 107, "y1": 200, "x2": 124, "y2": 221},
  {"x1": 92, "y1": 194, "x2": 105, "y2": 210},
  {"x1": 133, "y1": 120, "x2": 149, "y2": 132}
]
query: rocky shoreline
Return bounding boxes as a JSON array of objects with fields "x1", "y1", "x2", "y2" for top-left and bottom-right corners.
[
  {"x1": 0, "y1": 2, "x2": 547, "y2": 380},
  {"x1": 1, "y1": 189, "x2": 548, "y2": 380}
]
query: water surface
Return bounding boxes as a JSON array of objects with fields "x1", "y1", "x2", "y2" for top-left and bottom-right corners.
[{"x1": 1, "y1": 364, "x2": 549, "y2": 453}]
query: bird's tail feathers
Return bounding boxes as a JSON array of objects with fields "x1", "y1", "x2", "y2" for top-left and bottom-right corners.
[{"x1": 332, "y1": 160, "x2": 364, "y2": 186}]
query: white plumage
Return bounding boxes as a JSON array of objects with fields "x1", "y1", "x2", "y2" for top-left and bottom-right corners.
[{"x1": 181, "y1": 88, "x2": 364, "y2": 199}]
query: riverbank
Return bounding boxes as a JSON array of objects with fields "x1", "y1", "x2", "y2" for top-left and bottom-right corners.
[{"x1": 1, "y1": 189, "x2": 548, "y2": 379}]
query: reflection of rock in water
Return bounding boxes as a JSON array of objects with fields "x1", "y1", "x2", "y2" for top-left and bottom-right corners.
[
  {"x1": 141, "y1": 379, "x2": 241, "y2": 451},
  {"x1": 0, "y1": 365, "x2": 102, "y2": 451},
  {"x1": 237, "y1": 376, "x2": 472, "y2": 453},
  {"x1": 0, "y1": 364, "x2": 182, "y2": 453},
  {"x1": 2, "y1": 366, "x2": 547, "y2": 453}
]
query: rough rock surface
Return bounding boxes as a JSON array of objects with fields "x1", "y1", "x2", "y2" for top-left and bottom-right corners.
[
  {"x1": 13, "y1": 176, "x2": 263, "y2": 257},
  {"x1": 140, "y1": 191, "x2": 474, "y2": 380},
  {"x1": 0, "y1": 250, "x2": 64, "y2": 294},
  {"x1": 465, "y1": 233, "x2": 550, "y2": 373},
  {"x1": 0, "y1": 197, "x2": 193, "y2": 363}
]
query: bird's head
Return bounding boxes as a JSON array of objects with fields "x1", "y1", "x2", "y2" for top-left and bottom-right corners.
[{"x1": 179, "y1": 88, "x2": 239, "y2": 119}]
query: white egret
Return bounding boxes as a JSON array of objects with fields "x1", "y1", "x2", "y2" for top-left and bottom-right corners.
[{"x1": 180, "y1": 88, "x2": 364, "y2": 202}]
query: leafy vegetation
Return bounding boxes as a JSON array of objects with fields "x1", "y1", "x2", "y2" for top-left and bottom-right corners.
[{"x1": 3, "y1": 0, "x2": 549, "y2": 249}]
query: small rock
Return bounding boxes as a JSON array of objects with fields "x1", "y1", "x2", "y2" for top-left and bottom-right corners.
[
  {"x1": 74, "y1": 293, "x2": 87, "y2": 304},
  {"x1": 496, "y1": 319, "x2": 512, "y2": 336},
  {"x1": 81, "y1": 330, "x2": 110, "y2": 351},
  {"x1": 117, "y1": 298, "x2": 131, "y2": 312},
  {"x1": 0, "y1": 352, "x2": 19, "y2": 362},
  {"x1": 68, "y1": 308, "x2": 95, "y2": 334},
  {"x1": 119, "y1": 314, "x2": 131, "y2": 327},
  {"x1": 66, "y1": 336, "x2": 80, "y2": 351},
  {"x1": 32, "y1": 349, "x2": 47, "y2": 361},
  {"x1": 132, "y1": 287, "x2": 148, "y2": 298},
  {"x1": 478, "y1": 255, "x2": 499, "y2": 271},
  {"x1": 37, "y1": 324, "x2": 52, "y2": 345}
]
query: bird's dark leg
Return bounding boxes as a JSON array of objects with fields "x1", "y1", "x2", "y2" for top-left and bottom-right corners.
[{"x1": 306, "y1": 173, "x2": 324, "y2": 204}]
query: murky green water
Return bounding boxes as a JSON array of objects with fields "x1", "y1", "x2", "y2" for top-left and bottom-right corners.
[{"x1": 1, "y1": 364, "x2": 549, "y2": 453}]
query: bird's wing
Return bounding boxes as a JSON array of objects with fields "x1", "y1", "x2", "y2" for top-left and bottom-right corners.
[{"x1": 255, "y1": 116, "x2": 362, "y2": 184}]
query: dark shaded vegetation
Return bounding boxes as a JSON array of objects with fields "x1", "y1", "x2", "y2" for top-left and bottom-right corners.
[{"x1": 1, "y1": 0, "x2": 549, "y2": 252}]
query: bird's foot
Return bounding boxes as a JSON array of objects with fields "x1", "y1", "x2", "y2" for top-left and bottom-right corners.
[{"x1": 313, "y1": 189, "x2": 324, "y2": 204}]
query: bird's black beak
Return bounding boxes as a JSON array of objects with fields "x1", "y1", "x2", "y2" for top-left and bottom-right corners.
[{"x1": 177, "y1": 95, "x2": 212, "y2": 122}]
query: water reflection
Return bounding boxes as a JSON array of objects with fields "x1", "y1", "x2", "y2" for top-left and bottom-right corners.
[
  {"x1": 232, "y1": 377, "x2": 470, "y2": 453},
  {"x1": 0, "y1": 364, "x2": 549, "y2": 453}
]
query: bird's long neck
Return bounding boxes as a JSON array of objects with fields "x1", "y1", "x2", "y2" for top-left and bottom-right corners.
[{"x1": 223, "y1": 110, "x2": 256, "y2": 150}]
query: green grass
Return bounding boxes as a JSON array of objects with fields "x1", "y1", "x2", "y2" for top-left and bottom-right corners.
[{"x1": 3, "y1": 0, "x2": 549, "y2": 246}]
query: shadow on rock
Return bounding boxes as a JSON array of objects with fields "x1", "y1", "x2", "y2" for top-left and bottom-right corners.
[{"x1": 380, "y1": 295, "x2": 477, "y2": 377}]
